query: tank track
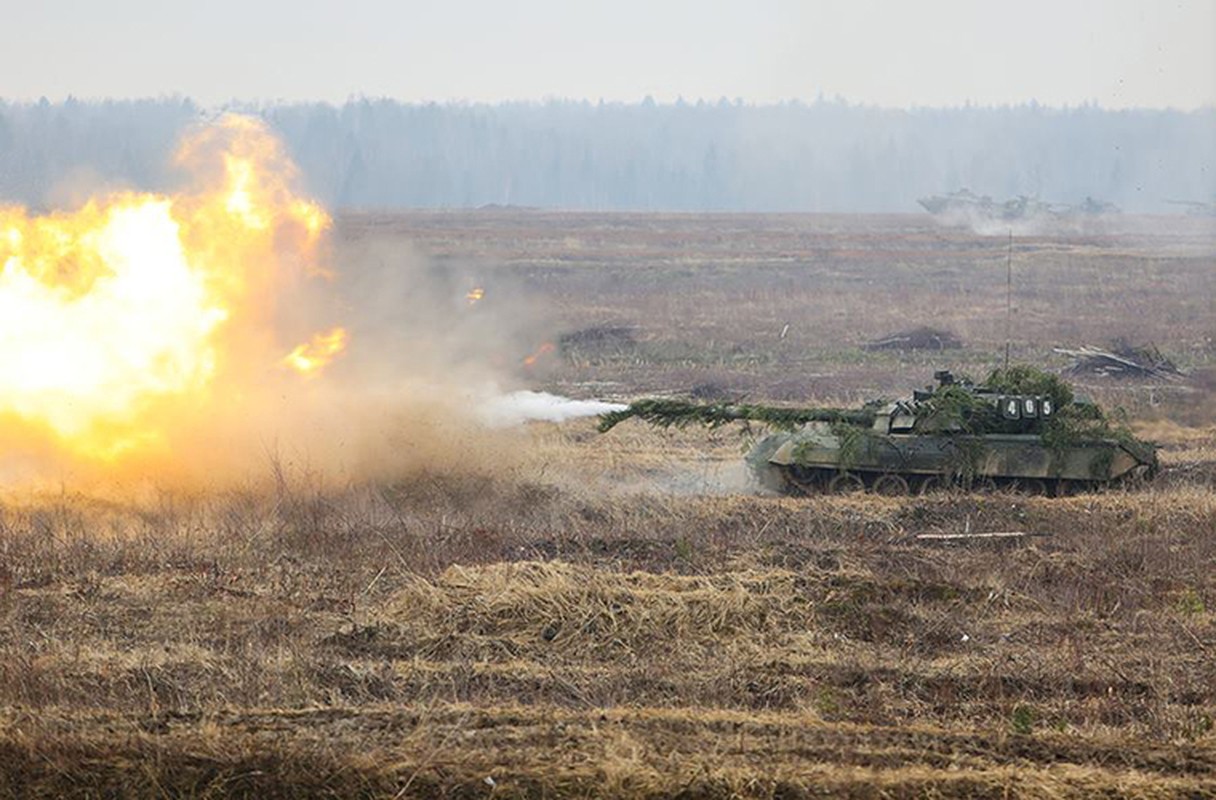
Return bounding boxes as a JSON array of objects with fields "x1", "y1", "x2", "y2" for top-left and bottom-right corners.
[{"x1": 765, "y1": 465, "x2": 1153, "y2": 497}]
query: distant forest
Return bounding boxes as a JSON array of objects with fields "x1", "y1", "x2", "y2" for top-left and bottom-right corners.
[{"x1": 1, "y1": 97, "x2": 1213, "y2": 213}]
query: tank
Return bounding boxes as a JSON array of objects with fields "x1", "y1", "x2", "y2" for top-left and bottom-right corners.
[
  {"x1": 1072, "y1": 196, "x2": 1121, "y2": 216},
  {"x1": 599, "y1": 368, "x2": 1159, "y2": 497},
  {"x1": 917, "y1": 189, "x2": 996, "y2": 216},
  {"x1": 749, "y1": 370, "x2": 1157, "y2": 496},
  {"x1": 918, "y1": 190, "x2": 1068, "y2": 222},
  {"x1": 1167, "y1": 200, "x2": 1216, "y2": 217}
]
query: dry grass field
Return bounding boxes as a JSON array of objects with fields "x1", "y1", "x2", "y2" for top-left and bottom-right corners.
[{"x1": 2, "y1": 212, "x2": 1216, "y2": 798}]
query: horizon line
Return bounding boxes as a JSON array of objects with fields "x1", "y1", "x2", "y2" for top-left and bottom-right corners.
[{"x1": 2, "y1": 94, "x2": 1214, "y2": 115}]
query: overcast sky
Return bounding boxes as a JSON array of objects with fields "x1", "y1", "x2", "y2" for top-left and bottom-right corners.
[{"x1": 3, "y1": 0, "x2": 1213, "y2": 109}]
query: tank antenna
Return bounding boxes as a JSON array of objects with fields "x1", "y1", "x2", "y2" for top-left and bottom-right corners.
[{"x1": 1003, "y1": 229, "x2": 1013, "y2": 370}]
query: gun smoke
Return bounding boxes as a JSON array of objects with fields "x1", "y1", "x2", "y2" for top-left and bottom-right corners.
[{"x1": 477, "y1": 391, "x2": 626, "y2": 427}]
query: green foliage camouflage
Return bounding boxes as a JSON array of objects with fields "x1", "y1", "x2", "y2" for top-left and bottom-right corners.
[
  {"x1": 915, "y1": 383, "x2": 993, "y2": 432},
  {"x1": 827, "y1": 421, "x2": 869, "y2": 468},
  {"x1": 984, "y1": 365, "x2": 1074, "y2": 408},
  {"x1": 596, "y1": 399, "x2": 876, "y2": 433},
  {"x1": 915, "y1": 366, "x2": 1131, "y2": 441}
]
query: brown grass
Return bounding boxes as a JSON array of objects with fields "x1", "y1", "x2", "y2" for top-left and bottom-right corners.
[
  {"x1": 2, "y1": 466, "x2": 1214, "y2": 796},
  {"x1": 2, "y1": 211, "x2": 1215, "y2": 797}
]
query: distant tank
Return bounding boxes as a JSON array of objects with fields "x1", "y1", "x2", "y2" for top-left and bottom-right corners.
[
  {"x1": 1072, "y1": 196, "x2": 1121, "y2": 216},
  {"x1": 917, "y1": 189, "x2": 996, "y2": 216},
  {"x1": 920, "y1": 190, "x2": 1097, "y2": 222},
  {"x1": 1167, "y1": 200, "x2": 1216, "y2": 217},
  {"x1": 600, "y1": 368, "x2": 1159, "y2": 497},
  {"x1": 997, "y1": 194, "x2": 1056, "y2": 220}
]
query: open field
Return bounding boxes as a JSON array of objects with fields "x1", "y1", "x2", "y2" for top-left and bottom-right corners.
[
  {"x1": 3, "y1": 212, "x2": 1216, "y2": 797},
  {"x1": 355, "y1": 211, "x2": 1216, "y2": 409}
]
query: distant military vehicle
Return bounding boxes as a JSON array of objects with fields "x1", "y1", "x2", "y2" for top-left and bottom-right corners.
[
  {"x1": 1167, "y1": 200, "x2": 1216, "y2": 217},
  {"x1": 997, "y1": 194, "x2": 1058, "y2": 220},
  {"x1": 600, "y1": 368, "x2": 1158, "y2": 497},
  {"x1": 1070, "y1": 196, "x2": 1121, "y2": 216},
  {"x1": 917, "y1": 189, "x2": 997, "y2": 217},
  {"x1": 918, "y1": 189, "x2": 1059, "y2": 222},
  {"x1": 919, "y1": 190, "x2": 1117, "y2": 222}
]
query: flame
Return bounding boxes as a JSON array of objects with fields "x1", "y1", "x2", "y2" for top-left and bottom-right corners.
[
  {"x1": 466, "y1": 287, "x2": 485, "y2": 305},
  {"x1": 283, "y1": 327, "x2": 349, "y2": 377},
  {"x1": 522, "y1": 342, "x2": 556, "y2": 368},
  {"x1": 0, "y1": 115, "x2": 341, "y2": 465}
]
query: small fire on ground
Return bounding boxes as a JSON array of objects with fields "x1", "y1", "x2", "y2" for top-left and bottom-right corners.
[
  {"x1": 282, "y1": 327, "x2": 349, "y2": 378},
  {"x1": 522, "y1": 342, "x2": 557, "y2": 367}
]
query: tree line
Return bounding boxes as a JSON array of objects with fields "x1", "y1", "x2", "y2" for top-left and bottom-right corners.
[{"x1": 1, "y1": 97, "x2": 1212, "y2": 212}]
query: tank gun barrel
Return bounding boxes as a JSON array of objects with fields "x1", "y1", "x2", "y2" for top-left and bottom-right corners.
[{"x1": 597, "y1": 398, "x2": 876, "y2": 433}]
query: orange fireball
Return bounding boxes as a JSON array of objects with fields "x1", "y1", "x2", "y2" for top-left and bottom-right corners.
[{"x1": 0, "y1": 115, "x2": 342, "y2": 464}]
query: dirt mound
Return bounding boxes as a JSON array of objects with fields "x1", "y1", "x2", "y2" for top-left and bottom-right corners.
[
  {"x1": 559, "y1": 324, "x2": 637, "y2": 354},
  {"x1": 863, "y1": 326, "x2": 963, "y2": 351},
  {"x1": 1060, "y1": 339, "x2": 1186, "y2": 381},
  {"x1": 321, "y1": 562, "x2": 818, "y2": 666}
]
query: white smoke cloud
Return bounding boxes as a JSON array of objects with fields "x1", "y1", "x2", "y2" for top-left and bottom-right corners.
[{"x1": 477, "y1": 390, "x2": 626, "y2": 428}]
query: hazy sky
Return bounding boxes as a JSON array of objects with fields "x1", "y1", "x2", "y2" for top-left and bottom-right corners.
[{"x1": 3, "y1": 0, "x2": 1214, "y2": 109}]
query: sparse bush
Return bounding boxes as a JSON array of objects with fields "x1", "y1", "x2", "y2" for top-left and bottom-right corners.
[{"x1": 1010, "y1": 704, "x2": 1036, "y2": 735}]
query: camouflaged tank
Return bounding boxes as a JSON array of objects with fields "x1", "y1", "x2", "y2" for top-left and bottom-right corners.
[{"x1": 747, "y1": 370, "x2": 1158, "y2": 496}]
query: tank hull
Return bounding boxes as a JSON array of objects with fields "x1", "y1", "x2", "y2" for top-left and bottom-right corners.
[{"x1": 755, "y1": 422, "x2": 1155, "y2": 495}]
